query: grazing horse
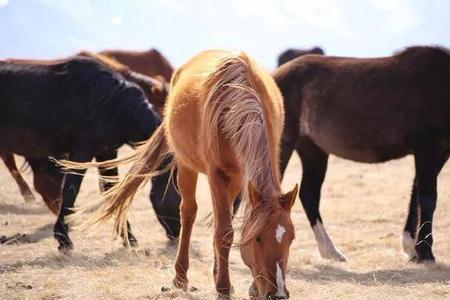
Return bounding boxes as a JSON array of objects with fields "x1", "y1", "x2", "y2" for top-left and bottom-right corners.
[
  {"x1": 64, "y1": 50, "x2": 298, "y2": 299},
  {"x1": 0, "y1": 57, "x2": 171, "y2": 252},
  {"x1": 99, "y1": 48, "x2": 174, "y2": 82},
  {"x1": 273, "y1": 46, "x2": 450, "y2": 263},
  {"x1": 277, "y1": 47, "x2": 324, "y2": 67}
]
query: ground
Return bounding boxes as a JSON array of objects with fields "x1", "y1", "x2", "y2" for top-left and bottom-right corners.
[{"x1": 1, "y1": 151, "x2": 450, "y2": 300}]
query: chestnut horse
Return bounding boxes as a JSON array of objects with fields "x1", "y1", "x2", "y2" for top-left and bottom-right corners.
[
  {"x1": 100, "y1": 48, "x2": 174, "y2": 82},
  {"x1": 64, "y1": 50, "x2": 298, "y2": 299},
  {"x1": 273, "y1": 46, "x2": 450, "y2": 263}
]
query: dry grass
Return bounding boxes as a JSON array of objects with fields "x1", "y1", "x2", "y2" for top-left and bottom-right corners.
[{"x1": 1, "y1": 151, "x2": 450, "y2": 299}]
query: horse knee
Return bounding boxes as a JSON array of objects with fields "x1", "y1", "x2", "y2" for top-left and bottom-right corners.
[{"x1": 180, "y1": 201, "x2": 197, "y2": 223}]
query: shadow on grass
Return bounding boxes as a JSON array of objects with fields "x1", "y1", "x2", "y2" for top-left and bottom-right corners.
[
  {"x1": 1, "y1": 223, "x2": 53, "y2": 245},
  {"x1": 289, "y1": 263, "x2": 450, "y2": 286},
  {"x1": 0, "y1": 238, "x2": 206, "y2": 275},
  {"x1": 0, "y1": 203, "x2": 50, "y2": 215}
]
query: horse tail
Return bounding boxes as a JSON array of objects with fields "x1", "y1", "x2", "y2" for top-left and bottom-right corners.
[{"x1": 67, "y1": 125, "x2": 172, "y2": 237}]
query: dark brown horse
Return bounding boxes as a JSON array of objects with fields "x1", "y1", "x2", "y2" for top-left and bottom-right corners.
[
  {"x1": 273, "y1": 46, "x2": 450, "y2": 263},
  {"x1": 100, "y1": 48, "x2": 174, "y2": 82},
  {"x1": 277, "y1": 47, "x2": 324, "y2": 66}
]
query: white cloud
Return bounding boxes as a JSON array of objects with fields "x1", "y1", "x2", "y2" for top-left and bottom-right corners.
[
  {"x1": 111, "y1": 15, "x2": 123, "y2": 26},
  {"x1": 0, "y1": 0, "x2": 9, "y2": 7},
  {"x1": 371, "y1": 0, "x2": 418, "y2": 32}
]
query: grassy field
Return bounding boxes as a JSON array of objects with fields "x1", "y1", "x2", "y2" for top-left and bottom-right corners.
[{"x1": 1, "y1": 151, "x2": 450, "y2": 299}]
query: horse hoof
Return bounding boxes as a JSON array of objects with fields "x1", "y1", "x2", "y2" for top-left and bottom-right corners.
[
  {"x1": 129, "y1": 239, "x2": 139, "y2": 248},
  {"x1": 122, "y1": 238, "x2": 139, "y2": 248},
  {"x1": 58, "y1": 244, "x2": 73, "y2": 255},
  {"x1": 401, "y1": 231, "x2": 417, "y2": 259},
  {"x1": 23, "y1": 192, "x2": 36, "y2": 202},
  {"x1": 417, "y1": 258, "x2": 436, "y2": 267},
  {"x1": 216, "y1": 293, "x2": 231, "y2": 300},
  {"x1": 320, "y1": 249, "x2": 347, "y2": 262},
  {"x1": 415, "y1": 243, "x2": 435, "y2": 263},
  {"x1": 172, "y1": 276, "x2": 188, "y2": 290}
]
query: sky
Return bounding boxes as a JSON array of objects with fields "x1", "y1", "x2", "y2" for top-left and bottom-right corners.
[{"x1": 0, "y1": 0, "x2": 449, "y2": 69}]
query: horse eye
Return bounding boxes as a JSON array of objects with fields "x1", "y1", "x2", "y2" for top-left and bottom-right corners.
[{"x1": 256, "y1": 237, "x2": 262, "y2": 243}]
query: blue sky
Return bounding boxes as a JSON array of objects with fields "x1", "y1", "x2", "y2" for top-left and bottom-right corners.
[{"x1": 0, "y1": 0, "x2": 449, "y2": 69}]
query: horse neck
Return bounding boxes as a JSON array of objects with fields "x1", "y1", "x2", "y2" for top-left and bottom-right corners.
[{"x1": 119, "y1": 87, "x2": 160, "y2": 141}]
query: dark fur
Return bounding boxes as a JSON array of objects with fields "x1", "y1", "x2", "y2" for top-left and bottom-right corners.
[
  {"x1": 0, "y1": 57, "x2": 179, "y2": 250},
  {"x1": 274, "y1": 46, "x2": 450, "y2": 262},
  {"x1": 277, "y1": 47, "x2": 325, "y2": 66}
]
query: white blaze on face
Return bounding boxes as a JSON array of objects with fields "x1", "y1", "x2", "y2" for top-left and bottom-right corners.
[
  {"x1": 275, "y1": 223, "x2": 286, "y2": 243},
  {"x1": 275, "y1": 262, "x2": 287, "y2": 297}
]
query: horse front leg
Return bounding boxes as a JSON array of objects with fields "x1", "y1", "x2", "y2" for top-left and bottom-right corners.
[
  {"x1": 297, "y1": 139, "x2": 345, "y2": 261},
  {"x1": 402, "y1": 154, "x2": 448, "y2": 260},
  {"x1": 209, "y1": 169, "x2": 241, "y2": 299},
  {"x1": 54, "y1": 150, "x2": 93, "y2": 253},
  {"x1": 172, "y1": 165, "x2": 198, "y2": 290},
  {"x1": 413, "y1": 149, "x2": 440, "y2": 263},
  {"x1": 150, "y1": 157, "x2": 181, "y2": 241}
]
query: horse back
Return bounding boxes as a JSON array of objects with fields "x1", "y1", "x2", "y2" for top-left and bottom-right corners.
[{"x1": 165, "y1": 50, "x2": 283, "y2": 172}]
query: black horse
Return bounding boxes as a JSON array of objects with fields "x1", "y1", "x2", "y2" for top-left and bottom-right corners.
[
  {"x1": 0, "y1": 57, "x2": 180, "y2": 252},
  {"x1": 273, "y1": 46, "x2": 450, "y2": 263}
]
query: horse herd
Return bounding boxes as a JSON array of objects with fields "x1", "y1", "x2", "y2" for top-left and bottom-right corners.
[{"x1": 2, "y1": 45, "x2": 450, "y2": 299}]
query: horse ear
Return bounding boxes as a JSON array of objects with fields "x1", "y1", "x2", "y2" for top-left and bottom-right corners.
[
  {"x1": 281, "y1": 184, "x2": 298, "y2": 211},
  {"x1": 247, "y1": 182, "x2": 261, "y2": 206}
]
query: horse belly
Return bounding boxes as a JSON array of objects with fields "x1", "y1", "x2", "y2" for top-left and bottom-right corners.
[
  {"x1": 0, "y1": 127, "x2": 59, "y2": 158},
  {"x1": 166, "y1": 109, "x2": 208, "y2": 173},
  {"x1": 305, "y1": 123, "x2": 410, "y2": 163}
]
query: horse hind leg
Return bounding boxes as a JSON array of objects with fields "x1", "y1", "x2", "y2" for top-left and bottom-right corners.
[
  {"x1": 172, "y1": 165, "x2": 198, "y2": 290},
  {"x1": 402, "y1": 179, "x2": 419, "y2": 259},
  {"x1": 402, "y1": 154, "x2": 447, "y2": 260},
  {"x1": 411, "y1": 149, "x2": 440, "y2": 263},
  {"x1": 0, "y1": 152, "x2": 35, "y2": 202},
  {"x1": 297, "y1": 139, "x2": 346, "y2": 262}
]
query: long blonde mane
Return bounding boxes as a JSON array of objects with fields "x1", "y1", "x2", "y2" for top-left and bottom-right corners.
[{"x1": 202, "y1": 53, "x2": 283, "y2": 245}]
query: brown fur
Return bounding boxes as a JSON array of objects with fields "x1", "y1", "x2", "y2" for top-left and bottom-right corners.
[{"x1": 100, "y1": 48, "x2": 174, "y2": 82}]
